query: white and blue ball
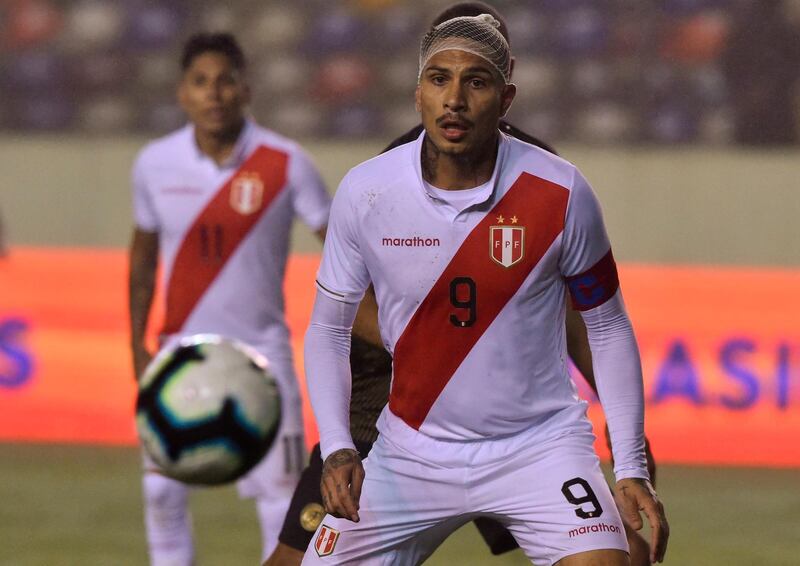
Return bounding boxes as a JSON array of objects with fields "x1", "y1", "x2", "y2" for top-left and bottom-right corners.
[{"x1": 136, "y1": 335, "x2": 281, "y2": 486}]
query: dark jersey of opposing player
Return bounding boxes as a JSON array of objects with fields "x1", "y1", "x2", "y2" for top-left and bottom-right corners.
[{"x1": 346, "y1": 120, "x2": 557, "y2": 443}]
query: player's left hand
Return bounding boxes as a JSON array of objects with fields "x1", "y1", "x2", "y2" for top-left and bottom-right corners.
[
  {"x1": 614, "y1": 477, "x2": 669, "y2": 564},
  {"x1": 320, "y1": 448, "x2": 364, "y2": 523}
]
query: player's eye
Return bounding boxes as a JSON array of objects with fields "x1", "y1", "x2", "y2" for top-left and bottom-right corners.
[
  {"x1": 469, "y1": 78, "x2": 487, "y2": 89},
  {"x1": 430, "y1": 75, "x2": 447, "y2": 86}
]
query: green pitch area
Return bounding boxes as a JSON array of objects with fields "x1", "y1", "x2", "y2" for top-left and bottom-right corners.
[{"x1": 1, "y1": 444, "x2": 797, "y2": 565}]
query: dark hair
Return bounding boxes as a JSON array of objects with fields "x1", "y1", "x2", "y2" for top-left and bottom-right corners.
[
  {"x1": 432, "y1": 2, "x2": 510, "y2": 45},
  {"x1": 181, "y1": 32, "x2": 246, "y2": 71}
]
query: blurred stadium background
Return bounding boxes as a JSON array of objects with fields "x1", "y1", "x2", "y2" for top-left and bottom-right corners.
[
  {"x1": 0, "y1": 0, "x2": 799, "y2": 143},
  {"x1": 1, "y1": 0, "x2": 799, "y2": 564}
]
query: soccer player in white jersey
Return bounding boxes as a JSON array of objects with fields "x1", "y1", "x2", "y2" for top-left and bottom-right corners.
[
  {"x1": 128, "y1": 33, "x2": 331, "y2": 565},
  {"x1": 302, "y1": 14, "x2": 669, "y2": 566}
]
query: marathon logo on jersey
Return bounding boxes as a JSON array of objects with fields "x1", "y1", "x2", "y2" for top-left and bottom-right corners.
[
  {"x1": 382, "y1": 236, "x2": 441, "y2": 247},
  {"x1": 314, "y1": 524, "x2": 340, "y2": 557},
  {"x1": 490, "y1": 216, "x2": 525, "y2": 268},
  {"x1": 568, "y1": 522, "x2": 621, "y2": 538},
  {"x1": 229, "y1": 172, "x2": 264, "y2": 215}
]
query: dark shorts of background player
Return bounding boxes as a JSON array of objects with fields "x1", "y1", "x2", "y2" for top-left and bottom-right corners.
[{"x1": 277, "y1": 442, "x2": 519, "y2": 556}]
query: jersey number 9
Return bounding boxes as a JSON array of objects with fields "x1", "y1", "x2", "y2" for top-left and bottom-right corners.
[{"x1": 449, "y1": 277, "x2": 476, "y2": 327}]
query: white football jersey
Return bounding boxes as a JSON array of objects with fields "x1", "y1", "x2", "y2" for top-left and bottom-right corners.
[
  {"x1": 317, "y1": 132, "x2": 620, "y2": 442},
  {"x1": 132, "y1": 119, "x2": 331, "y2": 375}
]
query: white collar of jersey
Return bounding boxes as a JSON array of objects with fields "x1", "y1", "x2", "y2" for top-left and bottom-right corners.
[
  {"x1": 188, "y1": 117, "x2": 255, "y2": 169},
  {"x1": 412, "y1": 129, "x2": 509, "y2": 207}
]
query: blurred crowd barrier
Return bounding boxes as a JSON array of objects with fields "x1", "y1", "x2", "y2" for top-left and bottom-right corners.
[
  {"x1": 1, "y1": 0, "x2": 799, "y2": 144},
  {"x1": 1, "y1": 249, "x2": 798, "y2": 468},
  {"x1": 3, "y1": 138, "x2": 799, "y2": 266}
]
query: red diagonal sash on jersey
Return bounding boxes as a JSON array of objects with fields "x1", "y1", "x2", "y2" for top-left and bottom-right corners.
[
  {"x1": 162, "y1": 146, "x2": 288, "y2": 335},
  {"x1": 390, "y1": 173, "x2": 569, "y2": 430}
]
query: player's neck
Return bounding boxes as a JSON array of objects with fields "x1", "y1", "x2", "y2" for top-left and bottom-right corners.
[
  {"x1": 421, "y1": 133, "x2": 498, "y2": 190},
  {"x1": 193, "y1": 118, "x2": 245, "y2": 165}
]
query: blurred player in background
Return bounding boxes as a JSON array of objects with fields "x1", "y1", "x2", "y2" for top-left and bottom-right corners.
[
  {"x1": 303, "y1": 12, "x2": 669, "y2": 566},
  {"x1": 128, "y1": 33, "x2": 332, "y2": 565},
  {"x1": 266, "y1": 3, "x2": 656, "y2": 566}
]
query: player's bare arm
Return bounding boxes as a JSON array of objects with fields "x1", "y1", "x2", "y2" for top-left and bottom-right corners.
[
  {"x1": 352, "y1": 288, "x2": 383, "y2": 348},
  {"x1": 615, "y1": 477, "x2": 669, "y2": 563},
  {"x1": 320, "y1": 448, "x2": 364, "y2": 523},
  {"x1": 128, "y1": 228, "x2": 159, "y2": 380}
]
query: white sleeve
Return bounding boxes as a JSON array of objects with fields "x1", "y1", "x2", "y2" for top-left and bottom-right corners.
[
  {"x1": 304, "y1": 290, "x2": 359, "y2": 460},
  {"x1": 560, "y1": 168, "x2": 648, "y2": 482},
  {"x1": 288, "y1": 146, "x2": 331, "y2": 232},
  {"x1": 315, "y1": 173, "x2": 371, "y2": 304},
  {"x1": 131, "y1": 152, "x2": 159, "y2": 232},
  {"x1": 581, "y1": 291, "x2": 648, "y2": 481},
  {"x1": 559, "y1": 168, "x2": 611, "y2": 278}
]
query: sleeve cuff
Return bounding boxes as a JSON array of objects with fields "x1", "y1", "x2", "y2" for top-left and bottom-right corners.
[
  {"x1": 315, "y1": 279, "x2": 365, "y2": 305},
  {"x1": 614, "y1": 466, "x2": 651, "y2": 483},
  {"x1": 320, "y1": 438, "x2": 358, "y2": 462}
]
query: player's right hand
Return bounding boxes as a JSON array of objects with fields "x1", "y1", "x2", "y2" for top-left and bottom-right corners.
[{"x1": 320, "y1": 448, "x2": 364, "y2": 523}]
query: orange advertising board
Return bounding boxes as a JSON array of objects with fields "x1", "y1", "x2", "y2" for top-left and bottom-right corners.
[{"x1": 1, "y1": 247, "x2": 798, "y2": 468}]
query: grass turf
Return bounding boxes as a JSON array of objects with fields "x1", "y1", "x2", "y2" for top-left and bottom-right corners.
[{"x1": 0, "y1": 443, "x2": 797, "y2": 565}]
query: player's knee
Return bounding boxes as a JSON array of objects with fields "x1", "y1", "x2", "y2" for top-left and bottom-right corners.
[{"x1": 143, "y1": 472, "x2": 188, "y2": 509}]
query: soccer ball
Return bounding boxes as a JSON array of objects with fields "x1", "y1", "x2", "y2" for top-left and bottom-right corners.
[{"x1": 136, "y1": 335, "x2": 281, "y2": 486}]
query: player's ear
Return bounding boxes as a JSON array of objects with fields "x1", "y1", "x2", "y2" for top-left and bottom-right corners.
[
  {"x1": 500, "y1": 83, "x2": 516, "y2": 117},
  {"x1": 415, "y1": 84, "x2": 421, "y2": 113}
]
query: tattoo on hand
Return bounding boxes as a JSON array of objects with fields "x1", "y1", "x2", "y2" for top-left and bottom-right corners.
[{"x1": 324, "y1": 449, "x2": 356, "y2": 472}]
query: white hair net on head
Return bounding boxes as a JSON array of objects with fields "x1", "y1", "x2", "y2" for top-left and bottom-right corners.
[{"x1": 419, "y1": 14, "x2": 511, "y2": 84}]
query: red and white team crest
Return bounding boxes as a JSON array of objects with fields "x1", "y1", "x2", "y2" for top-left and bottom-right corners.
[
  {"x1": 314, "y1": 524, "x2": 340, "y2": 557},
  {"x1": 230, "y1": 172, "x2": 264, "y2": 215},
  {"x1": 490, "y1": 224, "x2": 525, "y2": 267}
]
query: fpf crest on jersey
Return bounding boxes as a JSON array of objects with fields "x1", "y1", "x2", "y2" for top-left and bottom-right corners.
[{"x1": 490, "y1": 216, "x2": 525, "y2": 268}]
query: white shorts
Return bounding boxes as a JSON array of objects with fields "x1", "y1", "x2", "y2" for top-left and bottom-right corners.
[
  {"x1": 142, "y1": 352, "x2": 305, "y2": 502},
  {"x1": 301, "y1": 426, "x2": 627, "y2": 565}
]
